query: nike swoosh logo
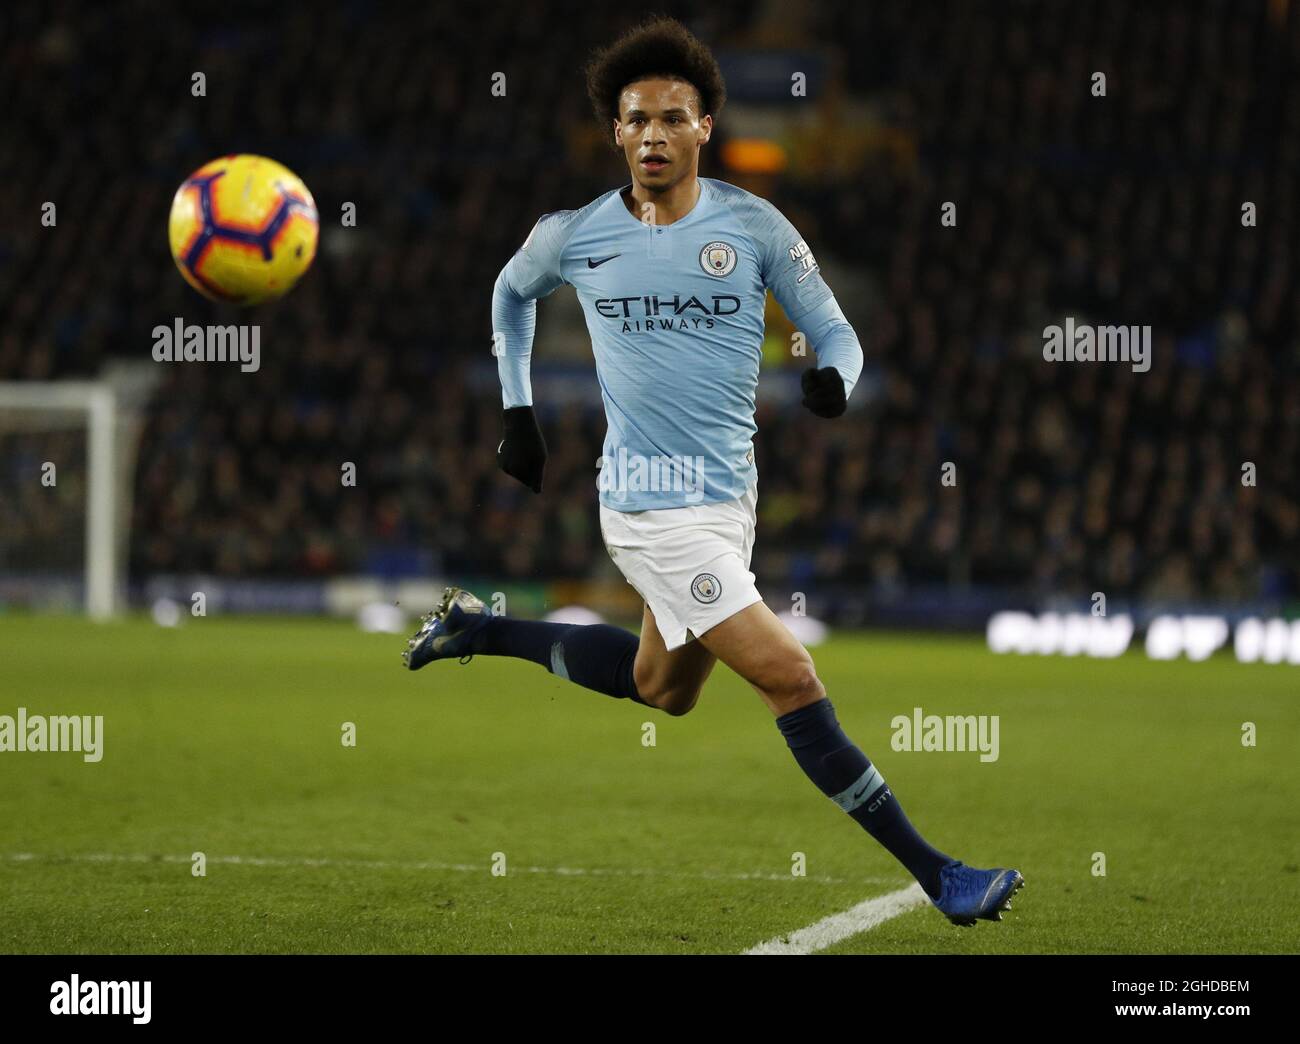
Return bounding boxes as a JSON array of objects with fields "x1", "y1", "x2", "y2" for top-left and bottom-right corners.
[
  {"x1": 853, "y1": 784, "x2": 870, "y2": 800},
  {"x1": 587, "y1": 254, "x2": 620, "y2": 268}
]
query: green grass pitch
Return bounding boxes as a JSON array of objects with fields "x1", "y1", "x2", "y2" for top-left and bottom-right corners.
[{"x1": 0, "y1": 614, "x2": 1296, "y2": 954}]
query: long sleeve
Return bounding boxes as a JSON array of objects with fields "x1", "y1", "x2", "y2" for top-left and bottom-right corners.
[
  {"x1": 798, "y1": 295, "x2": 864, "y2": 400},
  {"x1": 491, "y1": 268, "x2": 540, "y2": 408},
  {"x1": 748, "y1": 199, "x2": 864, "y2": 402},
  {"x1": 490, "y1": 210, "x2": 574, "y2": 408}
]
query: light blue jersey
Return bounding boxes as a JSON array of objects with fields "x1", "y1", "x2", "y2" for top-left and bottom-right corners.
[{"x1": 492, "y1": 177, "x2": 863, "y2": 511}]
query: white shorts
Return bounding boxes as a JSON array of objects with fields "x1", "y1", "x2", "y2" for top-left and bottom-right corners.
[{"x1": 599, "y1": 482, "x2": 761, "y2": 650}]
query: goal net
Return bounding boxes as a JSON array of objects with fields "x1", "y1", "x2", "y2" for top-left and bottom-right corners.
[{"x1": 0, "y1": 369, "x2": 158, "y2": 618}]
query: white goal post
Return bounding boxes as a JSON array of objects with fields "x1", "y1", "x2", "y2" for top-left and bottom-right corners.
[{"x1": 0, "y1": 369, "x2": 158, "y2": 618}]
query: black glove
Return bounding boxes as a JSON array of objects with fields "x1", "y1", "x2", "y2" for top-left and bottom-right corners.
[
  {"x1": 497, "y1": 405, "x2": 547, "y2": 493},
  {"x1": 800, "y1": 366, "x2": 847, "y2": 418}
]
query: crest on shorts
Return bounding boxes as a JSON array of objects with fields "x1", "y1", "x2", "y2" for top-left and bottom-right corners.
[
  {"x1": 699, "y1": 241, "x2": 737, "y2": 277},
  {"x1": 691, "y1": 572, "x2": 722, "y2": 603}
]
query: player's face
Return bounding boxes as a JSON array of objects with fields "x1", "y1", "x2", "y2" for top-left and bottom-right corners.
[{"x1": 614, "y1": 78, "x2": 712, "y2": 191}]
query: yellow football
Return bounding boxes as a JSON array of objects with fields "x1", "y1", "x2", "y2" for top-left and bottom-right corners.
[{"x1": 168, "y1": 154, "x2": 319, "y2": 305}]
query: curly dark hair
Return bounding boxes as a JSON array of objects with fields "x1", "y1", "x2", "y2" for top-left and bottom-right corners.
[{"x1": 584, "y1": 16, "x2": 726, "y2": 149}]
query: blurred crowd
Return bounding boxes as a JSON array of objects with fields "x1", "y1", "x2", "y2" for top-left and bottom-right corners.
[{"x1": 2, "y1": 0, "x2": 1297, "y2": 605}]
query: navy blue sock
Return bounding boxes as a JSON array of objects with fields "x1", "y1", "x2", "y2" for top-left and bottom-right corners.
[
  {"x1": 776, "y1": 698, "x2": 953, "y2": 900},
  {"x1": 468, "y1": 617, "x2": 646, "y2": 704}
]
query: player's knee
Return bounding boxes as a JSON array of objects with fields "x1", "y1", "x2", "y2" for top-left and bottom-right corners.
[
  {"x1": 661, "y1": 684, "x2": 701, "y2": 716},
  {"x1": 633, "y1": 668, "x2": 700, "y2": 714},
  {"x1": 774, "y1": 662, "x2": 825, "y2": 712},
  {"x1": 641, "y1": 682, "x2": 700, "y2": 716}
]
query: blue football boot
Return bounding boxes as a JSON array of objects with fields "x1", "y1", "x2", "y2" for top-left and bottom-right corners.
[
  {"x1": 402, "y1": 587, "x2": 491, "y2": 670},
  {"x1": 931, "y1": 860, "x2": 1024, "y2": 927}
]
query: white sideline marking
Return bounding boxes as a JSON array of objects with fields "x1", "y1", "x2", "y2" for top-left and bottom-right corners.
[
  {"x1": 1, "y1": 852, "x2": 897, "y2": 887},
  {"x1": 744, "y1": 883, "x2": 929, "y2": 954}
]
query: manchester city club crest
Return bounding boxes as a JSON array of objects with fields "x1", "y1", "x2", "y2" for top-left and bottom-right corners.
[
  {"x1": 699, "y1": 241, "x2": 737, "y2": 277},
  {"x1": 691, "y1": 572, "x2": 722, "y2": 603}
]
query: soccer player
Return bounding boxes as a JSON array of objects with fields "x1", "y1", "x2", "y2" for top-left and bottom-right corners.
[{"x1": 405, "y1": 17, "x2": 1022, "y2": 927}]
